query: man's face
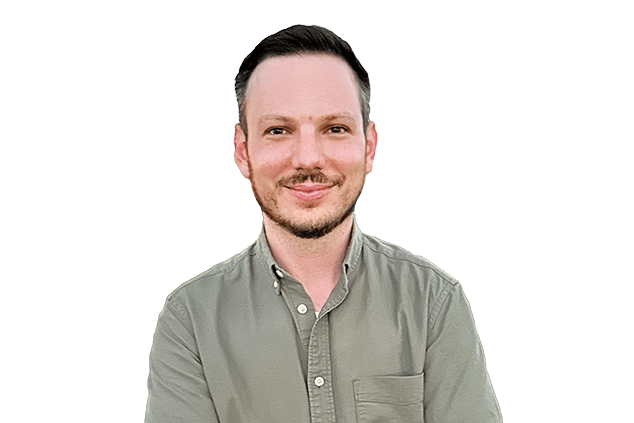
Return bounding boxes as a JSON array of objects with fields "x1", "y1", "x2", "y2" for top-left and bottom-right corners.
[{"x1": 234, "y1": 54, "x2": 377, "y2": 239}]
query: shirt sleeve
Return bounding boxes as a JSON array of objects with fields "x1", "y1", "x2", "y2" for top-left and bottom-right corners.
[
  {"x1": 145, "y1": 297, "x2": 219, "y2": 423},
  {"x1": 423, "y1": 282, "x2": 503, "y2": 423}
]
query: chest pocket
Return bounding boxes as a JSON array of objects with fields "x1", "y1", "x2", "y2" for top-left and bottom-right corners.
[{"x1": 353, "y1": 374, "x2": 424, "y2": 423}]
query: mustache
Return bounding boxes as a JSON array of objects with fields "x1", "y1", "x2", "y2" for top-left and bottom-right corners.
[{"x1": 278, "y1": 170, "x2": 344, "y2": 187}]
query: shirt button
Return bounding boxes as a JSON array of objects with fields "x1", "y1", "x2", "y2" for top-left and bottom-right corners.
[
  {"x1": 314, "y1": 376, "x2": 325, "y2": 387},
  {"x1": 272, "y1": 281, "x2": 278, "y2": 289},
  {"x1": 275, "y1": 269, "x2": 284, "y2": 278},
  {"x1": 297, "y1": 304, "x2": 308, "y2": 314}
]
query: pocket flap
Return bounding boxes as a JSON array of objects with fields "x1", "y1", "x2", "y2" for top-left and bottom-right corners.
[{"x1": 353, "y1": 373, "x2": 424, "y2": 404}]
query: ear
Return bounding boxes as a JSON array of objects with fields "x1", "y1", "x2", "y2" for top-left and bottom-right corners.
[
  {"x1": 364, "y1": 121, "x2": 377, "y2": 174},
  {"x1": 234, "y1": 124, "x2": 250, "y2": 178}
]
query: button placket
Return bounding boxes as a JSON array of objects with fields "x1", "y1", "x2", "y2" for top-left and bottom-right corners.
[{"x1": 307, "y1": 313, "x2": 336, "y2": 421}]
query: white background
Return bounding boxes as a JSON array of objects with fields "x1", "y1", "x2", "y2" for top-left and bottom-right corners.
[{"x1": 1, "y1": 1, "x2": 632, "y2": 421}]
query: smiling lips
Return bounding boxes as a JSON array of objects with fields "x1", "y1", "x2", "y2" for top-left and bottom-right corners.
[{"x1": 286, "y1": 183, "x2": 333, "y2": 201}]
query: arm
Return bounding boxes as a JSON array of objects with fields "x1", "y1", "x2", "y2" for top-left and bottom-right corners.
[
  {"x1": 424, "y1": 282, "x2": 503, "y2": 422},
  {"x1": 145, "y1": 297, "x2": 219, "y2": 423}
]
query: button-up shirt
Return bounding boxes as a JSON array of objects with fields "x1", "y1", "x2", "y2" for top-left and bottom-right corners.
[{"x1": 145, "y1": 222, "x2": 502, "y2": 422}]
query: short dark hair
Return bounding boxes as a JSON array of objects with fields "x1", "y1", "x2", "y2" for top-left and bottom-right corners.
[{"x1": 235, "y1": 25, "x2": 371, "y2": 137}]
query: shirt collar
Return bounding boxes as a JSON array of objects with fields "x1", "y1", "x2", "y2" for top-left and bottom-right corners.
[
  {"x1": 343, "y1": 217, "x2": 363, "y2": 275},
  {"x1": 255, "y1": 215, "x2": 364, "y2": 283}
]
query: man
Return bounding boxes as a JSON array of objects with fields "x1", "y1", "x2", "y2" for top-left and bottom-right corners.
[{"x1": 145, "y1": 25, "x2": 502, "y2": 423}]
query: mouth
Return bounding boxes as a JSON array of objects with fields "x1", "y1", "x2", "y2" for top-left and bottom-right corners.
[{"x1": 285, "y1": 183, "x2": 333, "y2": 201}]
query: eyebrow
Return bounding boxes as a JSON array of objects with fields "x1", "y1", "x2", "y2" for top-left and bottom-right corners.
[{"x1": 258, "y1": 113, "x2": 358, "y2": 125}]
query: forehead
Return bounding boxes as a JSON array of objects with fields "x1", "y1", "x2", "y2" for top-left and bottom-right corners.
[{"x1": 245, "y1": 54, "x2": 361, "y2": 124}]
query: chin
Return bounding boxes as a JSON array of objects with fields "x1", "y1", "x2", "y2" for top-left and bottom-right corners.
[
  {"x1": 267, "y1": 201, "x2": 357, "y2": 239},
  {"x1": 271, "y1": 216, "x2": 347, "y2": 239}
]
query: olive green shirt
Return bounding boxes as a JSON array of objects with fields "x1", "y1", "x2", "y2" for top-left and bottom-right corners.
[{"x1": 145, "y1": 222, "x2": 502, "y2": 422}]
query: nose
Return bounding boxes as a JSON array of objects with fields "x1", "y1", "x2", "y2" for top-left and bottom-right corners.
[{"x1": 291, "y1": 126, "x2": 325, "y2": 170}]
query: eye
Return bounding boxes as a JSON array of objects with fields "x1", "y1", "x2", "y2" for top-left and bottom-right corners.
[
  {"x1": 267, "y1": 127, "x2": 288, "y2": 135},
  {"x1": 328, "y1": 126, "x2": 348, "y2": 134}
]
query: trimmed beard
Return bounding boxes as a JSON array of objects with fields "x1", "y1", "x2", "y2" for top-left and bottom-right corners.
[{"x1": 248, "y1": 161, "x2": 364, "y2": 239}]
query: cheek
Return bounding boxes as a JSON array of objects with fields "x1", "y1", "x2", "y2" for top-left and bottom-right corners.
[
  {"x1": 324, "y1": 144, "x2": 367, "y2": 170},
  {"x1": 249, "y1": 146, "x2": 292, "y2": 180}
]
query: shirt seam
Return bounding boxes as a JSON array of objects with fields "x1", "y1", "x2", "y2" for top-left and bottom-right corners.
[
  {"x1": 169, "y1": 296, "x2": 187, "y2": 317},
  {"x1": 163, "y1": 296, "x2": 194, "y2": 337},
  {"x1": 355, "y1": 398, "x2": 423, "y2": 405},
  {"x1": 427, "y1": 281, "x2": 454, "y2": 332}
]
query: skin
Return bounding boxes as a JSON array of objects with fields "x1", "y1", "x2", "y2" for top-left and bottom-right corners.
[{"x1": 234, "y1": 54, "x2": 377, "y2": 310}]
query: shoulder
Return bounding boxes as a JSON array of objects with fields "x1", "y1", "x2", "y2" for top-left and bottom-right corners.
[
  {"x1": 357, "y1": 232, "x2": 464, "y2": 327},
  {"x1": 360, "y1": 232, "x2": 459, "y2": 288},
  {"x1": 166, "y1": 242, "x2": 257, "y2": 302}
]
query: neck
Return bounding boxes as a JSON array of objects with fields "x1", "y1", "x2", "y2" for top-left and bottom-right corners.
[{"x1": 263, "y1": 214, "x2": 353, "y2": 311}]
